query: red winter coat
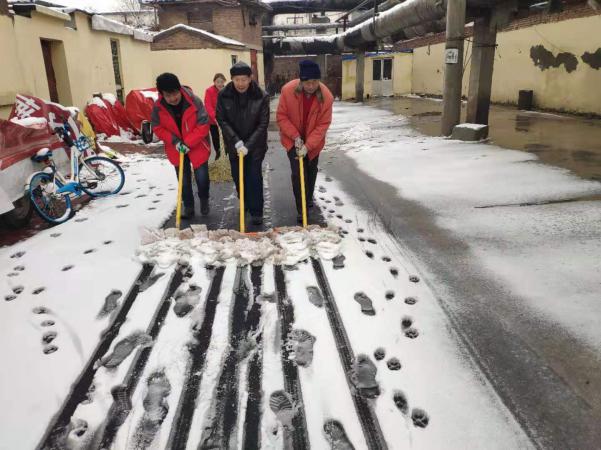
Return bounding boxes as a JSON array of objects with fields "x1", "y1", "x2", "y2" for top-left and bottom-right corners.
[
  {"x1": 204, "y1": 85, "x2": 219, "y2": 126},
  {"x1": 151, "y1": 87, "x2": 210, "y2": 168},
  {"x1": 276, "y1": 79, "x2": 334, "y2": 161}
]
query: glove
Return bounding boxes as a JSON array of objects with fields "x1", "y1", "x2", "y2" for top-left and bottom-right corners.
[
  {"x1": 296, "y1": 145, "x2": 307, "y2": 158},
  {"x1": 294, "y1": 136, "x2": 304, "y2": 150},
  {"x1": 235, "y1": 140, "x2": 248, "y2": 156},
  {"x1": 177, "y1": 142, "x2": 190, "y2": 154}
]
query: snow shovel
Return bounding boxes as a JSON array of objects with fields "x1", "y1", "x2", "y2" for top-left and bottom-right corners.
[
  {"x1": 175, "y1": 150, "x2": 185, "y2": 230},
  {"x1": 239, "y1": 151, "x2": 245, "y2": 233},
  {"x1": 299, "y1": 155, "x2": 308, "y2": 228}
]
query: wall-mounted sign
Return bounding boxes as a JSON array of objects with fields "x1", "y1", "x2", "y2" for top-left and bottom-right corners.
[{"x1": 445, "y1": 48, "x2": 459, "y2": 64}]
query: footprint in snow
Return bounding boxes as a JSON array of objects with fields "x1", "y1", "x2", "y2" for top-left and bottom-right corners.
[
  {"x1": 345, "y1": 219, "x2": 352, "y2": 224},
  {"x1": 306, "y1": 286, "x2": 324, "y2": 307},
  {"x1": 393, "y1": 391, "x2": 409, "y2": 415},
  {"x1": 43, "y1": 344, "x2": 58, "y2": 355},
  {"x1": 136, "y1": 194, "x2": 147, "y2": 198},
  {"x1": 111, "y1": 384, "x2": 133, "y2": 424},
  {"x1": 132, "y1": 370, "x2": 171, "y2": 449},
  {"x1": 12, "y1": 285, "x2": 24, "y2": 295},
  {"x1": 14, "y1": 265, "x2": 25, "y2": 271},
  {"x1": 323, "y1": 419, "x2": 355, "y2": 449},
  {"x1": 138, "y1": 272, "x2": 165, "y2": 293},
  {"x1": 411, "y1": 408, "x2": 430, "y2": 428},
  {"x1": 358, "y1": 237, "x2": 366, "y2": 242},
  {"x1": 173, "y1": 284, "x2": 202, "y2": 317},
  {"x1": 374, "y1": 347, "x2": 386, "y2": 361},
  {"x1": 354, "y1": 292, "x2": 375, "y2": 316},
  {"x1": 350, "y1": 354, "x2": 380, "y2": 398},
  {"x1": 67, "y1": 419, "x2": 89, "y2": 442},
  {"x1": 405, "y1": 328, "x2": 419, "y2": 339},
  {"x1": 103, "y1": 240, "x2": 113, "y2": 245},
  {"x1": 389, "y1": 267, "x2": 399, "y2": 277},
  {"x1": 404, "y1": 297, "x2": 417, "y2": 305},
  {"x1": 32, "y1": 306, "x2": 50, "y2": 314},
  {"x1": 385, "y1": 291, "x2": 395, "y2": 300},
  {"x1": 98, "y1": 331, "x2": 153, "y2": 368},
  {"x1": 332, "y1": 254, "x2": 345, "y2": 269},
  {"x1": 98, "y1": 289, "x2": 123, "y2": 318},
  {"x1": 41, "y1": 320, "x2": 55, "y2": 327},
  {"x1": 10, "y1": 251, "x2": 25, "y2": 259},
  {"x1": 357, "y1": 228, "x2": 364, "y2": 233},
  {"x1": 387, "y1": 357, "x2": 401, "y2": 371},
  {"x1": 382, "y1": 256, "x2": 391, "y2": 262},
  {"x1": 42, "y1": 330, "x2": 57, "y2": 344},
  {"x1": 365, "y1": 250, "x2": 374, "y2": 259},
  {"x1": 75, "y1": 217, "x2": 88, "y2": 223},
  {"x1": 50, "y1": 233, "x2": 61, "y2": 238},
  {"x1": 33, "y1": 287, "x2": 46, "y2": 295},
  {"x1": 152, "y1": 200, "x2": 160, "y2": 204},
  {"x1": 4, "y1": 294, "x2": 17, "y2": 302},
  {"x1": 62, "y1": 265, "x2": 74, "y2": 271},
  {"x1": 269, "y1": 390, "x2": 298, "y2": 430},
  {"x1": 84, "y1": 249, "x2": 96, "y2": 255},
  {"x1": 116, "y1": 204, "x2": 129, "y2": 208},
  {"x1": 367, "y1": 238, "x2": 377, "y2": 244},
  {"x1": 148, "y1": 207, "x2": 156, "y2": 210},
  {"x1": 286, "y1": 329, "x2": 316, "y2": 367},
  {"x1": 7, "y1": 273, "x2": 19, "y2": 277},
  {"x1": 325, "y1": 176, "x2": 333, "y2": 182},
  {"x1": 335, "y1": 201, "x2": 344, "y2": 207},
  {"x1": 409, "y1": 275, "x2": 420, "y2": 283}
]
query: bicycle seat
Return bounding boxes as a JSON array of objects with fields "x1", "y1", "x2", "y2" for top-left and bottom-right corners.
[{"x1": 32, "y1": 148, "x2": 52, "y2": 162}]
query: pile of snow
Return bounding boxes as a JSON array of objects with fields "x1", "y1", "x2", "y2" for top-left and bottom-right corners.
[
  {"x1": 9, "y1": 116, "x2": 48, "y2": 128},
  {"x1": 102, "y1": 93, "x2": 118, "y2": 106},
  {"x1": 87, "y1": 97, "x2": 107, "y2": 109},
  {"x1": 141, "y1": 90, "x2": 159, "y2": 102},
  {"x1": 136, "y1": 225, "x2": 342, "y2": 267}
]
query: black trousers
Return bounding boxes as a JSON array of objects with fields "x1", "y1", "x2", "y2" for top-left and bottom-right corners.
[
  {"x1": 174, "y1": 154, "x2": 209, "y2": 209},
  {"x1": 209, "y1": 124, "x2": 221, "y2": 157},
  {"x1": 229, "y1": 151, "x2": 264, "y2": 217},
  {"x1": 287, "y1": 149, "x2": 319, "y2": 214}
]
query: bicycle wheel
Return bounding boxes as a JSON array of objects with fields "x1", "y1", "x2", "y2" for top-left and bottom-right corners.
[
  {"x1": 28, "y1": 172, "x2": 73, "y2": 224},
  {"x1": 79, "y1": 156, "x2": 125, "y2": 197}
]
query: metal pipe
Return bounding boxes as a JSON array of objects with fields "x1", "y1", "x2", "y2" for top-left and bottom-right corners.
[{"x1": 263, "y1": 23, "x2": 341, "y2": 31}]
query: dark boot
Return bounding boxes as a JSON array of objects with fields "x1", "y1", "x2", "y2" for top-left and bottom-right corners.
[
  {"x1": 200, "y1": 198, "x2": 210, "y2": 216},
  {"x1": 180, "y1": 206, "x2": 195, "y2": 220}
]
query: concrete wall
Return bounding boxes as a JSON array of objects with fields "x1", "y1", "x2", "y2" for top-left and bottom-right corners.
[
  {"x1": 341, "y1": 52, "x2": 412, "y2": 100},
  {"x1": 409, "y1": 8, "x2": 601, "y2": 115},
  {"x1": 0, "y1": 11, "x2": 154, "y2": 118}
]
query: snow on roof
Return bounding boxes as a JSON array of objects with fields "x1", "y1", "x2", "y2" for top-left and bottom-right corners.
[
  {"x1": 154, "y1": 24, "x2": 246, "y2": 48},
  {"x1": 102, "y1": 93, "x2": 117, "y2": 106},
  {"x1": 91, "y1": 14, "x2": 155, "y2": 42}
]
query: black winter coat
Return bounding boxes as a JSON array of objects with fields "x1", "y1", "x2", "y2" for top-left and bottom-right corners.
[{"x1": 216, "y1": 80, "x2": 270, "y2": 158}]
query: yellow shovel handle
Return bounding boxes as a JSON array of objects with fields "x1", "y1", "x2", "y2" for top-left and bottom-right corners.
[
  {"x1": 175, "y1": 151, "x2": 185, "y2": 230},
  {"x1": 299, "y1": 155, "x2": 308, "y2": 228},
  {"x1": 239, "y1": 151, "x2": 245, "y2": 233}
]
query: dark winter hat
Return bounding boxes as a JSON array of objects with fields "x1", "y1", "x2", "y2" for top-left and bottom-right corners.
[
  {"x1": 230, "y1": 61, "x2": 252, "y2": 77},
  {"x1": 299, "y1": 60, "x2": 321, "y2": 81},
  {"x1": 156, "y1": 73, "x2": 181, "y2": 93}
]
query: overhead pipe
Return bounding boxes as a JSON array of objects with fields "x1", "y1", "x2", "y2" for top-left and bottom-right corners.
[{"x1": 265, "y1": 0, "x2": 382, "y2": 13}]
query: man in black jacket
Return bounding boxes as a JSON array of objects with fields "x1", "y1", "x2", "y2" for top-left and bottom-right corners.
[{"x1": 216, "y1": 61, "x2": 270, "y2": 225}]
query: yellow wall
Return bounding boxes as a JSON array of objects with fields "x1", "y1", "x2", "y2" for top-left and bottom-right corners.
[
  {"x1": 411, "y1": 14, "x2": 601, "y2": 114},
  {"x1": 341, "y1": 52, "x2": 413, "y2": 100},
  {"x1": 0, "y1": 11, "x2": 154, "y2": 118},
  {"x1": 150, "y1": 48, "x2": 263, "y2": 97}
]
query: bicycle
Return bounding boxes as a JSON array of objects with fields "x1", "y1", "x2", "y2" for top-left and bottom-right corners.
[{"x1": 27, "y1": 120, "x2": 126, "y2": 224}]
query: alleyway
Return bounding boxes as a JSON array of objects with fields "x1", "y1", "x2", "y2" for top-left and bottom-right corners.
[{"x1": 1, "y1": 100, "x2": 600, "y2": 450}]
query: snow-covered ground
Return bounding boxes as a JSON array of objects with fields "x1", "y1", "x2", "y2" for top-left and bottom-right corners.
[
  {"x1": 328, "y1": 102, "x2": 601, "y2": 352},
  {"x1": 0, "y1": 152, "x2": 176, "y2": 449}
]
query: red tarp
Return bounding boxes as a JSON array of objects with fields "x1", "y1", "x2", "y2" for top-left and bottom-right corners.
[
  {"x1": 125, "y1": 89, "x2": 158, "y2": 132},
  {"x1": 104, "y1": 98, "x2": 137, "y2": 135},
  {"x1": 85, "y1": 99, "x2": 120, "y2": 137},
  {"x1": 1, "y1": 94, "x2": 78, "y2": 170}
]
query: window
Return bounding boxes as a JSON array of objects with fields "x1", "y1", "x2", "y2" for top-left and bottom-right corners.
[
  {"x1": 231, "y1": 55, "x2": 238, "y2": 66},
  {"x1": 372, "y1": 59, "x2": 382, "y2": 81},
  {"x1": 383, "y1": 59, "x2": 392, "y2": 80},
  {"x1": 110, "y1": 39, "x2": 124, "y2": 103}
]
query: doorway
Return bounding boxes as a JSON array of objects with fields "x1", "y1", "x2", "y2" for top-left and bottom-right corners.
[
  {"x1": 40, "y1": 39, "x2": 72, "y2": 105},
  {"x1": 110, "y1": 39, "x2": 124, "y2": 103},
  {"x1": 372, "y1": 58, "x2": 393, "y2": 97},
  {"x1": 250, "y1": 49, "x2": 258, "y2": 82},
  {"x1": 40, "y1": 39, "x2": 59, "y2": 103}
]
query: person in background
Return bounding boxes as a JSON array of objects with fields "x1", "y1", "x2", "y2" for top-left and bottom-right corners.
[
  {"x1": 151, "y1": 73, "x2": 211, "y2": 218},
  {"x1": 276, "y1": 60, "x2": 334, "y2": 223},
  {"x1": 204, "y1": 73, "x2": 226, "y2": 160},
  {"x1": 216, "y1": 62, "x2": 270, "y2": 226}
]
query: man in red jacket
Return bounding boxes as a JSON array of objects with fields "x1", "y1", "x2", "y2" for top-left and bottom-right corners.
[
  {"x1": 277, "y1": 60, "x2": 334, "y2": 223},
  {"x1": 151, "y1": 73, "x2": 211, "y2": 218}
]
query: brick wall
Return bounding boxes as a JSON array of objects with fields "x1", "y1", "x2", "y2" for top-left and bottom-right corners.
[
  {"x1": 151, "y1": 31, "x2": 221, "y2": 51},
  {"x1": 270, "y1": 55, "x2": 342, "y2": 97},
  {"x1": 394, "y1": 2, "x2": 600, "y2": 51}
]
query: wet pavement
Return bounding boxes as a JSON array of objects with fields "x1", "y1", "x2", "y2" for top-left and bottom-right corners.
[{"x1": 369, "y1": 96, "x2": 601, "y2": 182}]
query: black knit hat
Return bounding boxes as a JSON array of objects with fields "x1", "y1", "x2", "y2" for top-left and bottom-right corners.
[
  {"x1": 299, "y1": 60, "x2": 321, "y2": 81},
  {"x1": 156, "y1": 73, "x2": 181, "y2": 93},
  {"x1": 230, "y1": 61, "x2": 252, "y2": 77}
]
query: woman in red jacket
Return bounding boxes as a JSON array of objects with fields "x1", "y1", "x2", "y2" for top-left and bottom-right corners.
[
  {"x1": 204, "y1": 73, "x2": 226, "y2": 160},
  {"x1": 151, "y1": 73, "x2": 211, "y2": 218}
]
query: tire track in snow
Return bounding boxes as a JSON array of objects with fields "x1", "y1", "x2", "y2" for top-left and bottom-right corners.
[
  {"x1": 97, "y1": 265, "x2": 186, "y2": 448},
  {"x1": 311, "y1": 257, "x2": 389, "y2": 450},
  {"x1": 165, "y1": 266, "x2": 225, "y2": 449},
  {"x1": 37, "y1": 263, "x2": 155, "y2": 450},
  {"x1": 274, "y1": 265, "x2": 311, "y2": 450}
]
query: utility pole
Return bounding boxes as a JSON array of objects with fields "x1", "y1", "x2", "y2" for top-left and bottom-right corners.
[
  {"x1": 355, "y1": 51, "x2": 365, "y2": 102},
  {"x1": 466, "y1": 13, "x2": 497, "y2": 125},
  {"x1": 441, "y1": 0, "x2": 467, "y2": 136}
]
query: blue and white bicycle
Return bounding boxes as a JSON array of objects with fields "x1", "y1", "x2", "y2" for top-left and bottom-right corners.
[{"x1": 27, "y1": 121, "x2": 125, "y2": 224}]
